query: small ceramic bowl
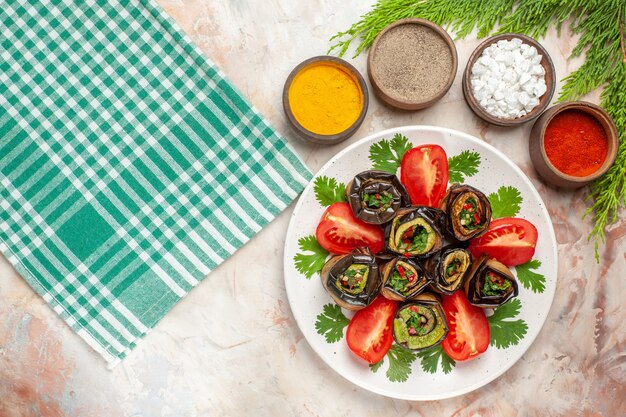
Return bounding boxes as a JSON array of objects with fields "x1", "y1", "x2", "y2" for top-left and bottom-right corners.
[
  {"x1": 529, "y1": 101, "x2": 619, "y2": 188},
  {"x1": 367, "y1": 18, "x2": 457, "y2": 110},
  {"x1": 283, "y1": 56, "x2": 369, "y2": 145},
  {"x1": 462, "y1": 33, "x2": 556, "y2": 126}
]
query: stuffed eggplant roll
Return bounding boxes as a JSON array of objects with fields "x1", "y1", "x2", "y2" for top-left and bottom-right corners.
[
  {"x1": 440, "y1": 184, "x2": 491, "y2": 241},
  {"x1": 320, "y1": 247, "x2": 381, "y2": 311},
  {"x1": 385, "y1": 206, "x2": 444, "y2": 258},
  {"x1": 464, "y1": 254, "x2": 519, "y2": 308},
  {"x1": 380, "y1": 257, "x2": 431, "y2": 301},
  {"x1": 346, "y1": 171, "x2": 411, "y2": 224},
  {"x1": 425, "y1": 245, "x2": 472, "y2": 295},
  {"x1": 392, "y1": 293, "x2": 448, "y2": 351}
]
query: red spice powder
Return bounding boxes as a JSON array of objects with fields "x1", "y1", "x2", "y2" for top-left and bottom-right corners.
[{"x1": 543, "y1": 109, "x2": 608, "y2": 177}]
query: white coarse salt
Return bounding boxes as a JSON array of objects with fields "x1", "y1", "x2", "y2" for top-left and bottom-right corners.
[{"x1": 470, "y1": 38, "x2": 547, "y2": 119}]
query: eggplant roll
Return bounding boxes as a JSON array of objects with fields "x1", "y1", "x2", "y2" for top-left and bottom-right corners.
[
  {"x1": 380, "y1": 257, "x2": 431, "y2": 301},
  {"x1": 346, "y1": 170, "x2": 411, "y2": 224},
  {"x1": 464, "y1": 254, "x2": 519, "y2": 308},
  {"x1": 393, "y1": 293, "x2": 448, "y2": 351},
  {"x1": 425, "y1": 245, "x2": 472, "y2": 295},
  {"x1": 320, "y1": 247, "x2": 381, "y2": 311},
  {"x1": 440, "y1": 184, "x2": 492, "y2": 241},
  {"x1": 385, "y1": 206, "x2": 444, "y2": 258}
]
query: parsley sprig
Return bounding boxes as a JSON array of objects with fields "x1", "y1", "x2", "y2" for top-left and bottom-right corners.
[
  {"x1": 416, "y1": 344, "x2": 456, "y2": 374},
  {"x1": 488, "y1": 299, "x2": 528, "y2": 349},
  {"x1": 315, "y1": 304, "x2": 349, "y2": 343},
  {"x1": 488, "y1": 186, "x2": 522, "y2": 219},
  {"x1": 515, "y1": 259, "x2": 546, "y2": 294},
  {"x1": 293, "y1": 235, "x2": 328, "y2": 279},
  {"x1": 370, "y1": 345, "x2": 418, "y2": 382},
  {"x1": 448, "y1": 150, "x2": 481, "y2": 183},
  {"x1": 368, "y1": 133, "x2": 413, "y2": 174},
  {"x1": 313, "y1": 176, "x2": 346, "y2": 207}
]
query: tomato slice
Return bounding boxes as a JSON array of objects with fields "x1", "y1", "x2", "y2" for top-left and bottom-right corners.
[
  {"x1": 468, "y1": 217, "x2": 538, "y2": 266},
  {"x1": 346, "y1": 296, "x2": 398, "y2": 364},
  {"x1": 316, "y1": 202, "x2": 385, "y2": 254},
  {"x1": 400, "y1": 144, "x2": 449, "y2": 207},
  {"x1": 441, "y1": 291, "x2": 490, "y2": 361}
]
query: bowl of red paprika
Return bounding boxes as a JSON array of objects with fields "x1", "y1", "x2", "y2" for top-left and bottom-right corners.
[{"x1": 529, "y1": 101, "x2": 619, "y2": 189}]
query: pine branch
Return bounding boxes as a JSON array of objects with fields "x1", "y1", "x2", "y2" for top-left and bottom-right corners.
[{"x1": 329, "y1": 0, "x2": 626, "y2": 261}]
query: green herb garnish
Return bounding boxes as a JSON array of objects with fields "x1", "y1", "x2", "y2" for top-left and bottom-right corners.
[
  {"x1": 293, "y1": 235, "x2": 329, "y2": 279},
  {"x1": 313, "y1": 176, "x2": 346, "y2": 207},
  {"x1": 416, "y1": 344, "x2": 456, "y2": 374},
  {"x1": 369, "y1": 344, "x2": 418, "y2": 382},
  {"x1": 488, "y1": 186, "x2": 522, "y2": 219},
  {"x1": 315, "y1": 304, "x2": 349, "y2": 343},
  {"x1": 448, "y1": 150, "x2": 481, "y2": 183},
  {"x1": 488, "y1": 299, "x2": 528, "y2": 349},
  {"x1": 330, "y1": 0, "x2": 626, "y2": 262},
  {"x1": 482, "y1": 272, "x2": 511, "y2": 296},
  {"x1": 363, "y1": 191, "x2": 393, "y2": 209},
  {"x1": 368, "y1": 133, "x2": 413, "y2": 173},
  {"x1": 515, "y1": 259, "x2": 546, "y2": 294},
  {"x1": 445, "y1": 258, "x2": 461, "y2": 277}
]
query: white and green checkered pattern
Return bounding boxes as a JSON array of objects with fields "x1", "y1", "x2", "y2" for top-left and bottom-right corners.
[{"x1": 0, "y1": 0, "x2": 312, "y2": 366}]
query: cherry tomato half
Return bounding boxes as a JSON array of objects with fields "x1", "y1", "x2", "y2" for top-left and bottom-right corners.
[
  {"x1": 468, "y1": 217, "x2": 538, "y2": 266},
  {"x1": 400, "y1": 144, "x2": 449, "y2": 207},
  {"x1": 346, "y1": 296, "x2": 398, "y2": 364},
  {"x1": 441, "y1": 291, "x2": 490, "y2": 361},
  {"x1": 315, "y1": 202, "x2": 385, "y2": 255}
]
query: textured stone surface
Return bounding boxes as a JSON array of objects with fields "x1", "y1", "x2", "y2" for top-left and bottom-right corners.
[{"x1": 1, "y1": 0, "x2": 624, "y2": 416}]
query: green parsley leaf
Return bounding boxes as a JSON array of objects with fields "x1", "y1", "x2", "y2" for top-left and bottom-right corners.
[
  {"x1": 386, "y1": 345, "x2": 417, "y2": 382},
  {"x1": 369, "y1": 357, "x2": 385, "y2": 373},
  {"x1": 488, "y1": 299, "x2": 528, "y2": 349},
  {"x1": 293, "y1": 235, "x2": 329, "y2": 279},
  {"x1": 515, "y1": 259, "x2": 546, "y2": 294},
  {"x1": 448, "y1": 150, "x2": 481, "y2": 183},
  {"x1": 416, "y1": 345, "x2": 456, "y2": 374},
  {"x1": 313, "y1": 176, "x2": 346, "y2": 207},
  {"x1": 315, "y1": 304, "x2": 349, "y2": 343},
  {"x1": 368, "y1": 133, "x2": 413, "y2": 173},
  {"x1": 488, "y1": 186, "x2": 523, "y2": 219}
]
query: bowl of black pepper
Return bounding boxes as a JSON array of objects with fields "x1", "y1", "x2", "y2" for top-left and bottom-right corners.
[{"x1": 367, "y1": 18, "x2": 458, "y2": 110}]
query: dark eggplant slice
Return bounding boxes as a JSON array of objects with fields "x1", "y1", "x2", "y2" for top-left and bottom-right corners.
[
  {"x1": 392, "y1": 293, "x2": 448, "y2": 351},
  {"x1": 346, "y1": 170, "x2": 411, "y2": 225},
  {"x1": 385, "y1": 206, "x2": 444, "y2": 258},
  {"x1": 425, "y1": 245, "x2": 472, "y2": 295},
  {"x1": 380, "y1": 257, "x2": 431, "y2": 301},
  {"x1": 320, "y1": 247, "x2": 381, "y2": 311},
  {"x1": 464, "y1": 254, "x2": 519, "y2": 308},
  {"x1": 440, "y1": 184, "x2": 492, "y2": 241}
]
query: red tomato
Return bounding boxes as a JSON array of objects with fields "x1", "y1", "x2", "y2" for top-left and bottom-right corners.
[
  {"x1": 441, "y1": 291, "x2": 490, "y2": 361},
  {"x1": 316, "y1": 202, "x2": 385, "y2": 254},
  {"x1": 468, "y1": 217, "x2": 538, "y2": 266},
  {"x1": 400, "y1": 144, "x2": 449, "y2": 207},
  {"x1": 346, "y1": 296, "x2": 398, "y2": 364}
]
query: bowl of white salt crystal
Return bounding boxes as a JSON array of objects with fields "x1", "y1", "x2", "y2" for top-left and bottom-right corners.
[{"x1": 462, "y1": 33, "x2": 555, "y2": 127}]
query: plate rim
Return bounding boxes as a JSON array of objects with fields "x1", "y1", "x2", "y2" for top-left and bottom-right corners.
[{"x1": 284, "y1": 125, "x2": 558, "y2": 400}]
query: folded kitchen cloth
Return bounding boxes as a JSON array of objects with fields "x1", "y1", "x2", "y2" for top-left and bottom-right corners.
[{"x1": 0, "y1": 0, "x2": 312, "y2": 366}]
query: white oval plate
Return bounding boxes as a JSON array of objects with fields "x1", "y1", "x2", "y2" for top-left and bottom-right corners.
[{"x1": 284, "y1": 126, "x2": 557, "y2": 400}]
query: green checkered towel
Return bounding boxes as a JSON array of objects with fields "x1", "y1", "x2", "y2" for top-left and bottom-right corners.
[{"x1": 0, "y1": 0, "x2": 312, "y2": 366}]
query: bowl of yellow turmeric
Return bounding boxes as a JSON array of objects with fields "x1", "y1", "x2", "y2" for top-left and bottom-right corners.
[{"x1": 283, "y1": 56, "x2": 369, "y2": 145}]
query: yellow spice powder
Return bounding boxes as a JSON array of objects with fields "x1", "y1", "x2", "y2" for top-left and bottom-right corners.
[{"x1": 288, "y1": 62, "x2": 363, "y2": 136}]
